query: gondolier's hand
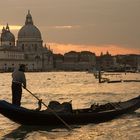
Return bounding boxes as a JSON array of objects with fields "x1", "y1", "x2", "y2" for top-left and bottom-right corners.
[{"x1": 23, "y1": 85, "x2": 26, "y2": 89}]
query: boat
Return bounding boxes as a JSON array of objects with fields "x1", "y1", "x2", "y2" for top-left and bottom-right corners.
[{"x1": 0, "y1": 95, "x2": 140, "y2": 126}]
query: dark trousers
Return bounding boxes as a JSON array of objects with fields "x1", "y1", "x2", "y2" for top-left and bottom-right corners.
[{"x1": 12, "y1": 82, "x2": 22, "y2": 106}]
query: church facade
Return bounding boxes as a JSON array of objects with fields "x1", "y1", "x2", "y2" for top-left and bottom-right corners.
[{"x1": 0, "y1": 11, "x2": 53, "y2": 72}]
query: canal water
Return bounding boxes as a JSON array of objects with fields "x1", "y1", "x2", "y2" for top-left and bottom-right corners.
[{"x1": 0, "y1": 72, "x2": 140, "y2": 140}]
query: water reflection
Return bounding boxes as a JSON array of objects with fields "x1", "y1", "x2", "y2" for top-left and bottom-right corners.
[
  {"x1": 2, "y1": 125, "x2": 80, "y2": 139},
  {"x1": 0, "y1": 72, "x2": 140, "y2": 139}
]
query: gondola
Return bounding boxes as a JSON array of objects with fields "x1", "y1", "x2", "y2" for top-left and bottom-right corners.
[{"x1": 0, "y1": 95, "x2": 140, "y2": 126}]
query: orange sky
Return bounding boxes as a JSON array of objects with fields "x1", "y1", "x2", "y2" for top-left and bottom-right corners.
[
  {"x1": 0, "y1": 25, "x2": 139, "y2": 56},
  {"x1": 0, "y1": 1, "x2": 140, "y2": 56},
  {"x1": 49, "y1": 43, "x2": 140, "y2": 56},
  {"x1": 0, "y1": 25, "x2": 22, "y2": 30}
]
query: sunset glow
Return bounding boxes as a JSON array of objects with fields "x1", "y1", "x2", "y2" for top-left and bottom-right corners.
[
  {"x1": 0, "y1": 1, "x2": 139, "y2": 56},
  {"x1": 49, "y1": 43, "x2": 140, "y2": 56},
  {"x1": 0, "y1": 25, "x2": 22, "y2": 30}
]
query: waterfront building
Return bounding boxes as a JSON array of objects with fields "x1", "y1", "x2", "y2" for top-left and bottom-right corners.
[
  {"x1": 54, "y1": 51, "x2": 96, "y2": 71},
  {"x1": 115, "y1": 54, "x2": 140, "y2": 72},
  {"x1": 97, "y1": 51, "x2": 115, "y2": 71},
  {"x1": 0, "y1": 11, "x2": 53, "y2": 72}
]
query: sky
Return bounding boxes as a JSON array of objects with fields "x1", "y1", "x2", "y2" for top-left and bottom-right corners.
[{"x1": 0, "y1": 0, "x2": 140, "y2": 55}]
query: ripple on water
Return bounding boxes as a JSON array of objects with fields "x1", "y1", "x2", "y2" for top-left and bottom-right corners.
[{"x1": 0, "y1": 72, "x2": 140, "y2": 139}]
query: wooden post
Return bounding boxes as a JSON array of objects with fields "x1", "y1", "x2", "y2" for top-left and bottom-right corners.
[{"x1": 98, "y1": 70, "x2": 102, "y2": 83}]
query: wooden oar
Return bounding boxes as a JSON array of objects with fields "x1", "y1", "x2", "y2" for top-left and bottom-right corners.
[{"x1": 24, "y1": 87, "x2": 72, "y2": 130}]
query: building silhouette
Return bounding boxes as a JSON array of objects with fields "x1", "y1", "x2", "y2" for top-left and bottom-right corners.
[
  {"x1": 0, "y1": 11, "x2": 139, "y2": 72},
  {"x1": 0, "y1": 11, "x2": 53, "y2": 72}
]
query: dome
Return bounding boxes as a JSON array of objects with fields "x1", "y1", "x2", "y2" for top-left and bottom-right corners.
[
  {"x1": 1, "y1": 25, "x2": 15, "y2": 42},
  {"x1": 1, "y1": 31, "x2": 15, "y2": 42},
  {"x1": 18, "y1": 10, "x2": 42, "y2": 39},
  {"x1": 18, "y1": 24, "x2": 42, "y2": 39}
]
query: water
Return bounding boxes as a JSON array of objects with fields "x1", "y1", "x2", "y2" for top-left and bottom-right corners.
[{"x1": 0, "y1": 72, "x2": 140, "y2": 140}]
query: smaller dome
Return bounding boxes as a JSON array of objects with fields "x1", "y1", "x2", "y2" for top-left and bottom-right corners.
[{"x1": 1, "y1": 24, "x2": 15, "y2": 42}]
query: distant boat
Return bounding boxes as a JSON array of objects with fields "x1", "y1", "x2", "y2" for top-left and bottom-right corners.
[{"x1": 0, "y1": 95, "x2": 140, "y2": 126}]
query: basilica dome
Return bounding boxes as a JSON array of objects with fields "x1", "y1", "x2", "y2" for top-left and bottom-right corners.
[
  {"x1": 18, "y1": 24, "x2": 41, "y2": 39},
  {"x1": 1, "y1": 24, "x2": 15, "y2": 42},
  {"x1": 18, "y1": 11, "x2": 42, "y2": 40}
]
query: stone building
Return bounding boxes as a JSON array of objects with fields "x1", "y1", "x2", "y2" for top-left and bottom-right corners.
[
  {"x1": 115, "y1": 54, "x2": 140, "y2": 72},
  {"x1": 54, "y1": 51, "x2": 96, "y2": 71},
  {"x1": 97, "y1": 51, "x2": 115, "y2": 71},
  {"x1": 0, "y1": 11, "x2": 53, "y2": 72}
]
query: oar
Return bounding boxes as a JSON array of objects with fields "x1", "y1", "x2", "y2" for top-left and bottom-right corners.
[{"x1": 24, "y1": 87, "x2": 72, "y2": 130}]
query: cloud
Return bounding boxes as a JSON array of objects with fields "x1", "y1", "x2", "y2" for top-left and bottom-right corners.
[
  {"x1": 0, "y1": 0, "x2": 140, "y2": 52},
  {"x1": 48, "y1": 25, "x2": 81, "y2": 29}
]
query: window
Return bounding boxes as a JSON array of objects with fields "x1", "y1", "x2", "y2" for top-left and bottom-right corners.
[
  {"x1": 22, "y1": 44, "x2": 24, "y2": 51},
  {"x1": 35, "y1": 44, "x2": 37, "y2": 51}
]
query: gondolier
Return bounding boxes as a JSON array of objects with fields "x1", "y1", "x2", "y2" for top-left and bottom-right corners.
[{"x1": 11, "y1": 64, "x2": 26, "y2": 106}]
